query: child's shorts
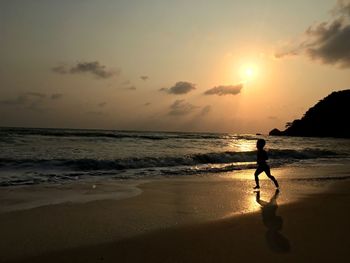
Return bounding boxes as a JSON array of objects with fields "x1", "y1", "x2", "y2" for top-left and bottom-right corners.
[{"x1": 255, "y1": 163, "x2": 271, "y2": 176}]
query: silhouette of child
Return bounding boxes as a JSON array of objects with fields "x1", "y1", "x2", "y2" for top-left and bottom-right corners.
[{"x1": 253, "y1": 139, "x2": 279, "y2": 189}]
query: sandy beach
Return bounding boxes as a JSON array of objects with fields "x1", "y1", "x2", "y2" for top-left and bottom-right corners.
[
  {"x1": 2, "y1": 0, "x2": 350, "y2": 261},
  {"x1": 0, "y1": 166, "x2": 349, "y2": 263}
]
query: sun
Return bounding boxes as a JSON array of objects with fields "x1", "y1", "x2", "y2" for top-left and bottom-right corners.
[
  {"x1": 240, "y1": 64, "x2": 257, "y2": 81},
  {"x1": 245, "y1": 68, "x2": 254, "y2": 78}
]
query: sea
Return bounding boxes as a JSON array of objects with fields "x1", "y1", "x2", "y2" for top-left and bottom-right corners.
[{"x1": 0, "y1": 127, "x2": 350, "y2": 187}]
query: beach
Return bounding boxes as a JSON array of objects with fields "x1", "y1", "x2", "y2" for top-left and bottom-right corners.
[
  {"x1": 1, "y1": 165, "x2": 349, "y2": 263},
  {"x1": 2, "y1": 0, "x2": 350, "y2": 261}
]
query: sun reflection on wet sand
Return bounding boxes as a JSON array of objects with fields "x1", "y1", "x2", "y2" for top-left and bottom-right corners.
[{"x1": 218, "y1": 166, "x2": 325, "y2": 220}]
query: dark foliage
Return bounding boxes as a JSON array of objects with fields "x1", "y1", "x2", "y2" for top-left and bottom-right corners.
[{"x1": 269, "y1": 89, "x2": 350, "y2": 138}]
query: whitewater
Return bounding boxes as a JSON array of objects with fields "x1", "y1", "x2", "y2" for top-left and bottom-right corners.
[{"x1": 0, "y1": 127, "x2": 349, "y2": 187}]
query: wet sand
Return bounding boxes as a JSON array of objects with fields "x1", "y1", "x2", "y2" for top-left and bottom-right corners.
[{"x1": 0, "y1": 168, "x2": 349, "y2": 262}]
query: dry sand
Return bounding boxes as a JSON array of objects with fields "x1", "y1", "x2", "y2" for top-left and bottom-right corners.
[{"x1": 0, "y1": 170, "x2": 349, "y2": 263}]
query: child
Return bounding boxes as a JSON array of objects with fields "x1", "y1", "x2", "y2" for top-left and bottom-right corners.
[{"x1": 253, "y1": 139, "x2": 279, "y2": 189}]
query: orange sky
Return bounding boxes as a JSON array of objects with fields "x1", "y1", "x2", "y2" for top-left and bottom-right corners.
[{"x1": 1, "y1": 0, "x2": 349, "y2": 133}]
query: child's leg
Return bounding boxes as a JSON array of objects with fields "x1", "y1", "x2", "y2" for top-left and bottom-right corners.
[
  {"x1": 254, "y1": 167, "x2": 263, "y2": 188},
  {"x1": 264, "y1": 166, "x2": 279, "y2": 188}
]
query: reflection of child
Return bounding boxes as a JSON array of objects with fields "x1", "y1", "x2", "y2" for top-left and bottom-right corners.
[{"x1": 253, "y1": 139, "x2": 279, "y2": 189}]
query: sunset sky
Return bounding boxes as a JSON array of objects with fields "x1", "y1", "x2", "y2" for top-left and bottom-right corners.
[{"x1": 1, "y1": 0, "x2": 349, "y2": 133}]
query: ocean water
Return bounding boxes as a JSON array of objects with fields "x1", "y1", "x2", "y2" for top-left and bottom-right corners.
[{"x1": 0, "y1": 127, "x2": 349, "y2": 187}]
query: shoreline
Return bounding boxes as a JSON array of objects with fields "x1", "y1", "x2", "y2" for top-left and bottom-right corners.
[
  {"x1": 0, "y1": 179, "x2": 146, "y2": 213},
  {"x1": 2, "y1": 163, "x2": 349, "y2": 213},
  {"x1": 0, "y1": 167, "x2": 349, "y2": 262}
]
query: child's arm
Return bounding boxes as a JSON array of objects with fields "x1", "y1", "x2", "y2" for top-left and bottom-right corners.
[{"x1": 264, "y1": 150, "x2": 269, "y2": 161}]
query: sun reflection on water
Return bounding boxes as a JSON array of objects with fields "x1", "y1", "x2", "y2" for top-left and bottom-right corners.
[{"x1": 229, "y1": 139, "x2": 256, "y2": 152}]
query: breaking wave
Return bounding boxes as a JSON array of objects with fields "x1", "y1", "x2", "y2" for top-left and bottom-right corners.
[{"x1": 0, "y1": 149, "x2": 340, "y2": 172}]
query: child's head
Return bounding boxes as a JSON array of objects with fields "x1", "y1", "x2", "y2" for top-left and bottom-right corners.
[{"x1": 256, "y1": 139, "x2": 266, "y2": 149}]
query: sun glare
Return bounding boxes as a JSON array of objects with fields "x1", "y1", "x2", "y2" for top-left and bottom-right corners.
[
  {"x1": 245, "y1": 68, "x2": 254, "y2": 78},
  {"x1": 239, "y1": 63, "x2": 258, "y2": 82}
]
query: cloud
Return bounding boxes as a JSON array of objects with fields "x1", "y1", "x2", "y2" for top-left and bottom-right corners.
[
  {"x1": 52, "y1": 61, "x2": 119, "y2": 78},
  {"x1": 161, "y1": 81, "x2": 196, "y2": 94},
  {"x1": 268, "y1": 116, "x2": 279, "y2": 120},
  {"x1": 98, "y1": 102, "x2": 107, "y2": 107},
  {"x1": 0, "y1": 95, "x2": 28, "y2": 105},
  {"x1": 140, "y1": 76, "x2": 149, "y2": 81},
  {"x1": 52, "y1": 65, "x2": 68, "y2": 74},
  {"x1": 204, "y1": 84, "x2": 243, "y2": 96},
  {"x1": 144, "y1": 102, "x2": 151, "y2": 106},
  {"x1": 275, "y1": 0, "x2": 350, "y2": 68},
  {"x1": 199, "y1": 105, "x2": 211, "y2": 116},
  {"x1": 0, "y1": 92, "x2": 48, "y2": 111},
  {"x1": 51, "y1": 93, "x2": 63, "y2": 100},
  {"x1": 332, "y1": 0, "x2": 350, "y2": 16},
  {"x1": 86, "y1": 111, "x2": 104, "y2": 115},
  {"x1": 0, "y1": 92, "x2": 46, "y2": 105},
  {"x1": 168, "y1": 100, "x2": 198, "y2": 116},
  {"x1": 124, "y1": 86, "x2": 136, "y2": 90},
  {"x1": 121, "y1": 80, "x2": 131, "y2": 85},
  {"x1": 70, "y1": 62, "x2": 114, "y2": 78},
  {"x1": 26, "y1": 92, "x2": 46, "y2": 99}
]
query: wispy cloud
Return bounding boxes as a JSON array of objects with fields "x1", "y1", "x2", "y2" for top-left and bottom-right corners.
[
  {"x1": 26, "y1": 92, "x2": 46, "y2": 99},
  {"x1": 51, "y1": 93, "x2": 63, "y2": 100},
  {"x1": 123, "y1": 86, "x2": 136, "y2": 90},
  {"x1": 199, "y1": 105, "x2": 211, "y2": 116},
  {"x1": 52, "y1": 61, "x2": 119, "y2": 78},
  {"x1": 0, "y1": 95, "x2": 28, "y2": 105},
  {"x1": 98, "y1": 102, "x2": 107, "y2": 108},
  {"x1": 160, "y1": 81, "x2": 196, "y2": 95},
  {"x1": 204, "y1": 84, "x2": 243, "y2": 96},
  {"x1": 121, "y1": 80, "x2": 131, "y2": 85},
  {"x1": 275, "y1": 0, "x2": 350, "y2": 68},
  {"x1": 86, "y1": 111, "x2": 104, "y2": 115},
  {"x1": 0, "y1": 92, "x2": 48, "y2": 111},
  {"x1": 51, "y1": 65, "x2": 67, "y2": 74},
  {"x1": 168, "y1": 99, "x2": 198, "y2": 116},
  {"x1": 0, "y1": 92, "x2": 62, "y2": 111},
  {"x1": 268, "y1": 116, "x2": 279, "y2": 120},
  {"x1": 140, "y1": 75, "x2": 149, "y2": 81}
]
